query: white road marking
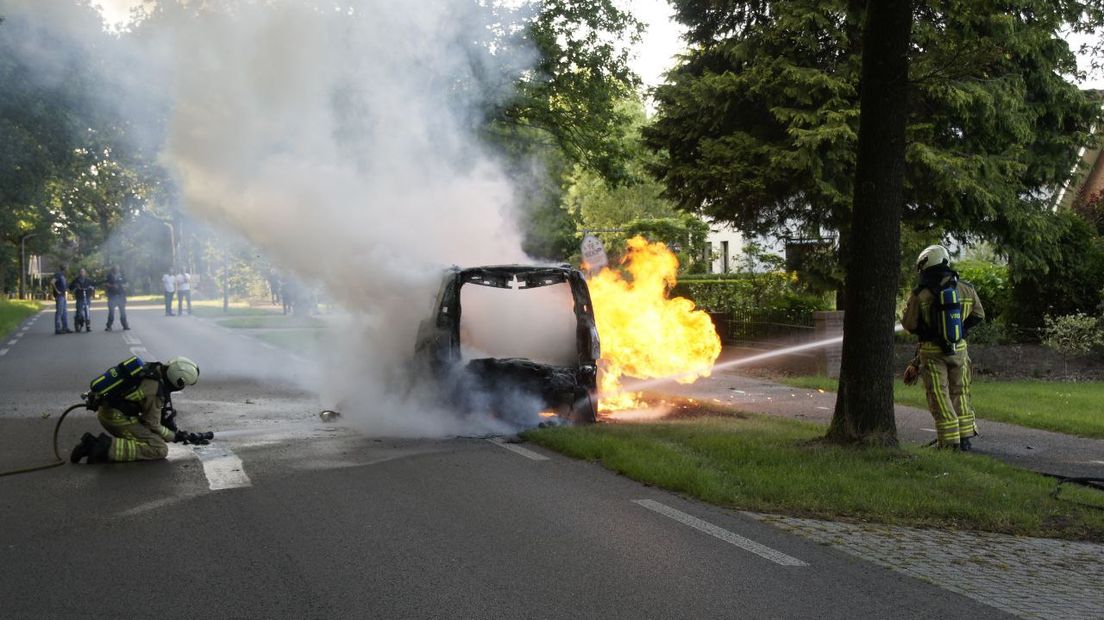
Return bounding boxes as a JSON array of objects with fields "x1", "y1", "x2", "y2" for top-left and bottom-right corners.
[
  {"x1": 922, "y1": 428, "x2": 937, "y2": 433},
  {"x1": 632, "y1": 499, "x2": 809, "y2": 567},
  {"x1": 815, "y1": 406, "x2": 830, "y2": 410},
  {"x1": 116, "y1": 494, "x2": 198, "y2": 517},
  {"x1": 7, "y1": 340, "x2": 16, "y2": 346},
  {"x1": 487, "y1": 437, "x2": 550, "y2": 461},
  {"x1": 189, "y1": 444, "x2": 252, "y2": 491},
  {"x1": 1089, "y1": 460, "x2": 1104, "y2": 466},
  {"x1": 129, "y1": 346, "x2": 149, "y2": 357},
  {"x1": 0, "y1": 348, "x2": 8, "y2": 356},
  {"x1": 123, "y1": 334, "x2": 142, "y2": 345}
]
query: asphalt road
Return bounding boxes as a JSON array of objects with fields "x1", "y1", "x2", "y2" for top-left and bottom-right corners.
[{"x1": 0, "y1": 302, "x2": 1011, "y2": 619}]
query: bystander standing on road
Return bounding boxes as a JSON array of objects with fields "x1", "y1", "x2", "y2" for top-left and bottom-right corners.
[
  {"x1": 71, "y1": 268, "x2": 94, "y2": 333},
  {"x1": 104, "y1": 265, "x2": 130, "y2": 331},
  {"x1": 268, "y1": 270, "x2": 281, "y2": 305},
  {"x1": 52, "y1": 264, "x2": 72, "y2": 334},
  {"x1": 175, "y1": 269, "x2": 192, "y2": 315},
  {"x1": 161, "y1": 270, "x2": 176, "y2": 316},
  {"x1": 281, "y1": 279, "x2": 296, "y2": 315}
]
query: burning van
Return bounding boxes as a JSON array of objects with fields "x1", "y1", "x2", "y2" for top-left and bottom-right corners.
[{"x1": 413, "y1": 265, "x2": 600, "y2": 425}]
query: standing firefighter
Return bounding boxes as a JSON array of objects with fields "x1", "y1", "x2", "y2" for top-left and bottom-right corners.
[
  {"x1": 901, "y1": 245, "x2": 985, "y2": 450},
  {"x1": 70, "y1": 356, "x2": 210, "y2": 464}
]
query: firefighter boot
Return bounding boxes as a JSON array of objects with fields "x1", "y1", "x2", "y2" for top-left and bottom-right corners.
[
  {"x1": 88, "y1": 434, "x2": 112, "y2": 463},
  {"x1": 71, "y1": 433, "x2": 112, "y2": 464},
  {"x1": 69, "y1": 433, "x2": 97, "y2": 463},
  {"x1": 960, "y1": 436, "x2": 973, "y2": 452}
]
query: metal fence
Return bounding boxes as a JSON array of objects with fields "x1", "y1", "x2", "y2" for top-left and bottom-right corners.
[{"x1": 708, "y1": 311, "x2": 816, "y2": 345}]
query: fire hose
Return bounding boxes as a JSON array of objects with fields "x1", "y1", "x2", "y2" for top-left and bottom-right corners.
[{"x1": 0, "y1": 403, "x2": 85, "y2": 478}]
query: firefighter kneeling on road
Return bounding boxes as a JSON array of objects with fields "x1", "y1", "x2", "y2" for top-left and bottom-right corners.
[
  {"x1": 901, "y1": 245, "x2": 985, "y2": 451},
  {"x1": 71, "y1": 357, "x2": 208, "y2": 464}
]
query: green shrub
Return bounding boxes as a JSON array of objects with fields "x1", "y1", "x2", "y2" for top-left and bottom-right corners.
[
  {"x1": 1041, "y1": 313, "x2": 1104, "y2": 357},
  {"x1": 964, "y1": 320, "x2": 1011, "y2": 345},
  {"x1": 671, "y1": 272, "x2": 831, "y2": 323},
  {"x1": 1008, "y1": 212, "x2": 1104, "y2": 330},
  {"x1": 955, "y1": 259, "x2": 1010, "y2": 323}
]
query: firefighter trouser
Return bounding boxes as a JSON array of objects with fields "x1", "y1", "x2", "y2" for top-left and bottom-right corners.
[
  {"x1": 97, "y1": 408, "x2": 170, "y2": 462},
  {"x1": 919, "y1": 346, "x2": 977, "y2": 447}
]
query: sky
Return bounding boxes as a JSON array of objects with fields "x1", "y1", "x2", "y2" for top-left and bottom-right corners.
[{"x1": 94, "y1": 0, "x2": 1100, "y2": 91}]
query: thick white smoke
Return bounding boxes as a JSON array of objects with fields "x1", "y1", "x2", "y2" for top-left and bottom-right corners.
[
  {"x1": 159, "y1": 2, "x2": 552, "y2": 435},
  {"x1": 8, "y1": 0, "x2": 573, "y2": 436}
]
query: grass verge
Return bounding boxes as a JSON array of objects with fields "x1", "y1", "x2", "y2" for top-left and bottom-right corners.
[
  {"x1": 252, "y1": 330, "x2": 324, "y2": 352},
  {"x1": 779, "y1": 375, "x2": 1104, "y2": 439},
  {"x1": 188, "y1": 299, "x2": 280, "y2": 318},
  {"x1": 525, "y1": 415, "x2": 1104, "y2": 541},
  {"x1": 216, "y1": 315, "x2": 327, "y2": 329},
  {"x1": 0, "y1": 299, "x2": 41, "y2": 338}
]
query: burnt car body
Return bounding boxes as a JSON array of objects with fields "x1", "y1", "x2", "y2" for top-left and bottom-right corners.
[{"x1": 413, "y1": 264, "x2": 600, "y2": 424}]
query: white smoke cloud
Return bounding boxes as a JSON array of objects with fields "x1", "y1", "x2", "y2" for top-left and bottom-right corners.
[
  {"x1": 156, "y1": 1, "x2": 545, "y2": 436},
  {"x1": 6, "y1": 0, "x2": 574, "y2": 436}
]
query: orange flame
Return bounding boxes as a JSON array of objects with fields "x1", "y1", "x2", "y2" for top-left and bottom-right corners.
[{"x1": 588, "y1": 236, "x2": 722, "y2": 412}]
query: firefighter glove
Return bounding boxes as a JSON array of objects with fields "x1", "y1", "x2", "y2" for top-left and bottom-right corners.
[{"x1": 903, "y1": 360, "x2": 920, "y2": 386}]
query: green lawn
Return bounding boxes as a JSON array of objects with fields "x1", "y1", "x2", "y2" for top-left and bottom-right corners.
[
  {"x1": 0, "y1": 299, "x2": 41, "y2": 338},
  {"x1": 216, "y1": 315, "x2": 326, "y2": 329},
  {"x1": 525, "y1": 415, "x2": 1104, "y2": 541},
  {"x1": 253, "y1": 330, "x2": 324, "y2": 352},
  {"x1": 188, "y1": 299, "x2": 281, "y2": 318},
  {"x1": 779, "y1": 375, "x2": 1104, "y2": 439}
]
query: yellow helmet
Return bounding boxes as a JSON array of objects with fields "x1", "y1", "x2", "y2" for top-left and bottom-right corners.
[{"x1": 165, "y1": 356, "x2": 200, "y2": 389}]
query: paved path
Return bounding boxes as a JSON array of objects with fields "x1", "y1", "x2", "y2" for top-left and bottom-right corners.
[{"x1": 757, "y1": 514, "x2": 1104, "y2": 619}]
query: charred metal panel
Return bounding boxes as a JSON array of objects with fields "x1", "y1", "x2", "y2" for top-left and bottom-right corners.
[{"x1": 413, "y1": 264, "x2": 600, "y2": 424}]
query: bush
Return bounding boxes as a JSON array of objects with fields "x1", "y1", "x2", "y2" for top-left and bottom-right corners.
[
  {"x1": 964, "y1": 320, "x2": 1012, "y2": 345},
  {"x1": 1008, "y1": 211, "x2": 1104, "y2": 330},
  {"x1": 1041, "y1": 313, "x2": 1104, "y2": 357},
  {"x1": 671, "y1": 272, "x2": 831, "y2": 324},
  {"x1": 955, "y1": 259, "x2": 1010, "y2": 323}
]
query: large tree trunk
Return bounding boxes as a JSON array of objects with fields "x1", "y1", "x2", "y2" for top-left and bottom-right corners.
[{"x1": 827, "y1": 0, "x2": 911, "y2": 446}]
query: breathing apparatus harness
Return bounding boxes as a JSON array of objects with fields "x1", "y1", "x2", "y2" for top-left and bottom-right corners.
[{"x1": 913, "y1": 267, "x2": 966, "y2": 356}]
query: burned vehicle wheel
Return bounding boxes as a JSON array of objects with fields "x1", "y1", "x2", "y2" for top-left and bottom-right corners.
[
  {"x1": 569, "y1": 392, "x2": 597, "y2": 425},
  {"x1": 414, "y1": 265, "x2": 601, "y2": 427}
]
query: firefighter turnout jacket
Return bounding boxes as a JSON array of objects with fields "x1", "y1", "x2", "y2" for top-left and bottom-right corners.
[{"x1": 97, "y1": 377, "x2": 177, "y2": 461}]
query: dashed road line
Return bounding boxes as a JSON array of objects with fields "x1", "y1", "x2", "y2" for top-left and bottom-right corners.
[
  {"x1": 632, "y1": 499, "x2": 809, "y2": 567},
  {"x1": 7, "y1": 339, "x2": 17, "y2": 346},
  {"x1": 0, "y1": 348, "x2": 9, "y2": 356},
  {"x1": 123, "y1": 334, "x2": 142, "y2": 345},
  {"x1": 190, "y1": 444, "x2": 252, "y2": 490},
  {"x1": 130, "y1": 346, "x2": 149, "y2": 357},
  {"x1": 166, "y1": 442, "x2": 252, "y2": 491},
  {"x1": 487, "y1": 437, "x2": 550, "y2": 461}
]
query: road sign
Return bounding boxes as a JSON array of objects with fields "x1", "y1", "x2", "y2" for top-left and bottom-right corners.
[{"x1": 580, "y1": 235, "x2": 608, "y2": 272}]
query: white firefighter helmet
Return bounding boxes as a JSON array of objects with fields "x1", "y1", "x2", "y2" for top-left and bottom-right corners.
[
  {"x1": 916, "y1": 245, "x2": 950, "y2": 272},
  {"x1": 165, "y1": 356, "x2": 200, "y2": 389}
]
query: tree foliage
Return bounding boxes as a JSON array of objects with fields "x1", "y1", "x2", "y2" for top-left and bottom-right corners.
[
  {"x1": 645, "y1": 0, "x2": 1104, "y2": 274},
  {"x1": 490, "y1": 0, "x2": 642, "y2": 182}
]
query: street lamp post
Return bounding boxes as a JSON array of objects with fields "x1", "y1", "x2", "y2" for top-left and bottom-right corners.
[{"x1": 19, "y1": 233, "x2": 38, "y2": 300}]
